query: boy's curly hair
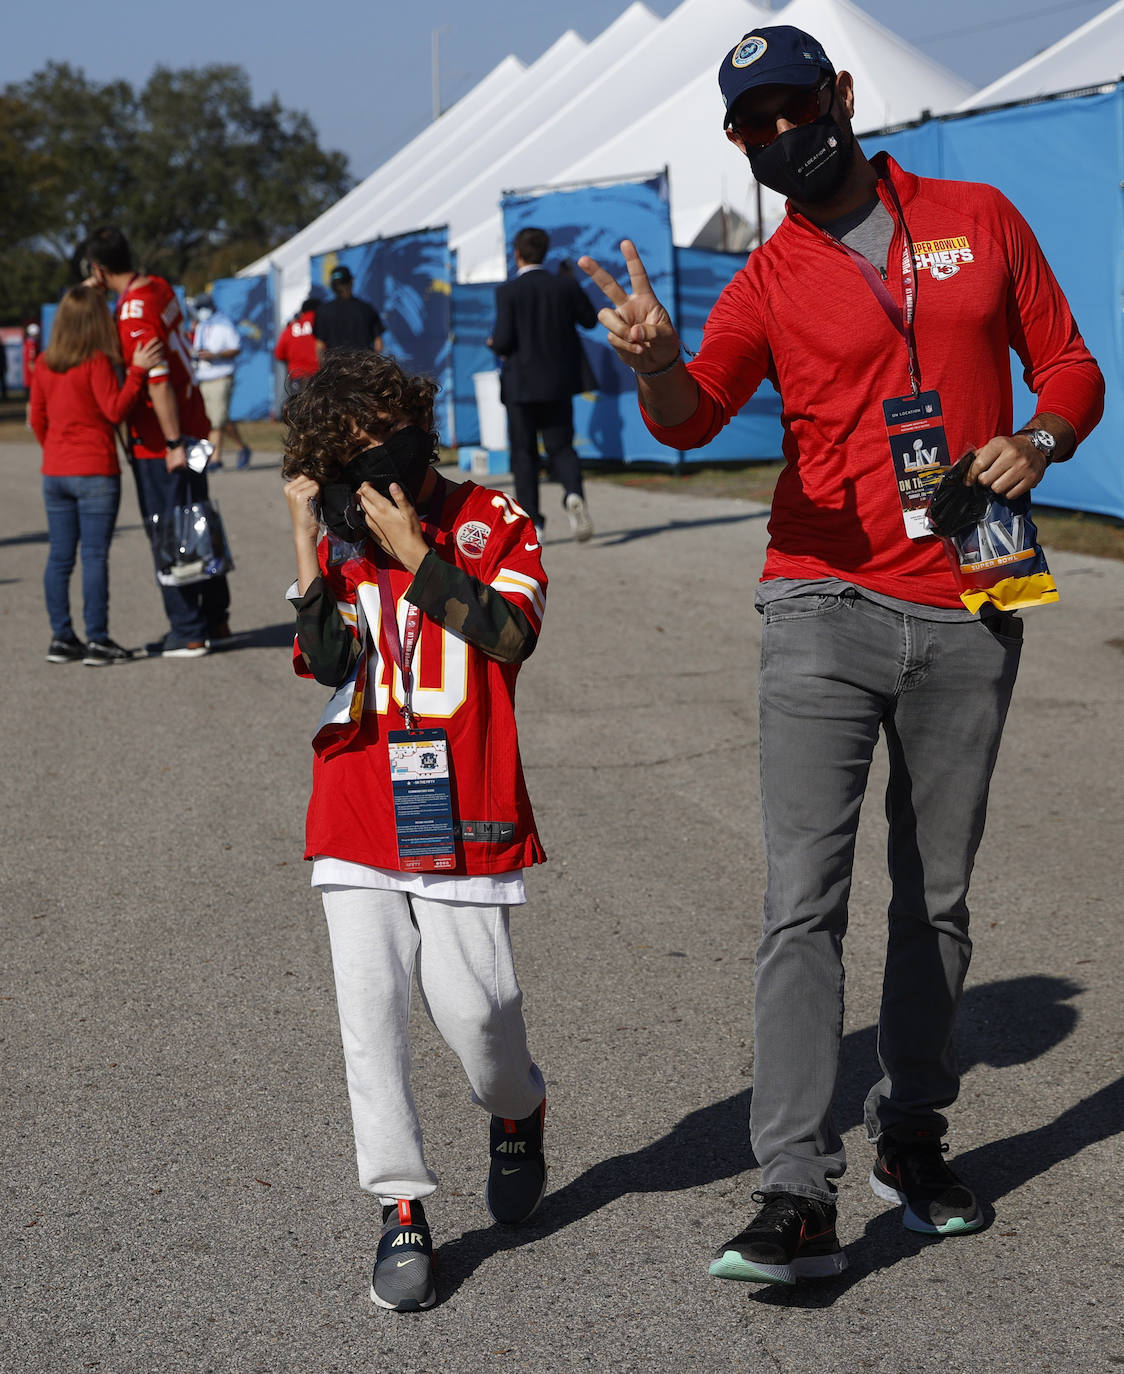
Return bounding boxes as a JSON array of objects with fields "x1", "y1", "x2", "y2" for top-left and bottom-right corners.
[{"x1": 281, "y1": 350, "x2": 439, "y2": 484}]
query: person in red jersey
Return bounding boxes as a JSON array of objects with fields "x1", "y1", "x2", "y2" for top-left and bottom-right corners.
[
  {"x1": 29, "y1": 285, "x2": 162, "y2": 665},
  {"x1": 21, "y1": 321, "x2": 41, "y2": 424},
  {"x1": 580, "y1": 24, "x2": 1104, "y2": 1286},
  {"x1": 22, "y1": 321, "x2": 41, "y2": 391},
  {"x1": 282, "y1": 350, "x2": 547, "y2": 1313},
  {"x1": 83, "y1": 226, "x2": 231, "y2": 657},
  {"x1": 273, "y1": 297, "x2": 319, "y2": 392}
]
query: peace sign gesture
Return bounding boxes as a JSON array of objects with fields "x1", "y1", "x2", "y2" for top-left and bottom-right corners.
[{"x1": 578, "y1": 239, "x2": 681, "y2": 376}]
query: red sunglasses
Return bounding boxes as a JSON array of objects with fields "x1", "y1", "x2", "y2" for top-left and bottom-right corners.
[{"x1": 730, "y1": 76, "x2": 833, "y2": 150}]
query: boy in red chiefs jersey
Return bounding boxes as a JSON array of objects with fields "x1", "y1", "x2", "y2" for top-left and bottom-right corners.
[
  {"x1": 281, "y1": 350, "x2": 547, "y2": 1313},
  {"x1": 83, "y1": 226, "x2": 231, "y2": 657}
]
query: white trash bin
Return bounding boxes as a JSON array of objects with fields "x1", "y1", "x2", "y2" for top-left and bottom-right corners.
[{"x1": 472, "y1": 369, "x2": 508, "y2": 451}]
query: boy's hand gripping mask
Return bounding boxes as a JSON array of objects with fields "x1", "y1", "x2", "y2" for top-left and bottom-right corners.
[{"x1": 319, "y1": 426, "x2": 436, "y2": 542}]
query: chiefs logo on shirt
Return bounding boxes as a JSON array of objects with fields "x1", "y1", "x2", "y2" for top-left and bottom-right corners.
[{"x1": 913, "y1": 236, "x2": 974, "y2": 281}]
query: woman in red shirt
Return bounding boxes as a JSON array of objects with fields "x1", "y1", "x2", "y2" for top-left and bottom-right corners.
[{"x1": 29, "y1": 285, "x2": 161, "y2": 665}]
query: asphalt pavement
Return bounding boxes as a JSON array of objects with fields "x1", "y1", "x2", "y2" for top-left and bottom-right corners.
[{"x1": 2, "y1": 440, "x2": 1121, "y2": 1373}]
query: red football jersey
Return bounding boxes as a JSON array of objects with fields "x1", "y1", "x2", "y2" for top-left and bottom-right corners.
[
  {"x1": 115, "y1": 275, "x2": 209, "y2": 458},
  {"x1": 274, "y1": 310, "x2": 318, "y2": 378},
  {"x1": 299, "y1": 481, "x2": 547, "y2": 875},
  {"x1": 22, "y1": 336, "x2": 40, "y2": 389}
]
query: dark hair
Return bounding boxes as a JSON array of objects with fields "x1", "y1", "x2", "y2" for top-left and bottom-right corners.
[
  {"x1": 299, "y1": 297, "x2": 318, "y2": 314},
  {"x1": 281, "y1": 350, "x2": 439, "y2": 484},
  {"x1": 513, "y1": 227, "x2": 548, "y2": 265},
  {"x1": 43, "y1": 285, "x2": 122, "y2": 372},
  {"x1": 83, "y1": 226, "x2": 133, "y2": 275}
]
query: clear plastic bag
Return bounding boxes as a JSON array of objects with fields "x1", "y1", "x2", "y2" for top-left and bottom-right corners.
[
  {"x1": 926, "y1": 455, "x2": 1057, "y2": 612},
  {"x1": 150, "y1": 486, "x2": 234, "y2": 587}
]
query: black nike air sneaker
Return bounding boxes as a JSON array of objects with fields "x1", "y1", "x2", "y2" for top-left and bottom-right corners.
[
  {"x1": 371, "y1": 1198, "x2": 436, "y2": 1311},
  {"x1": 485, "y1": 1099, "x2": 547, "y2": 1225},
  {"x1": 709, "y1": 1190, "x2": 848, "y2": 1285},
  {"x1": 870, "y1": 1130, "x2": 984, "y2": 1235}
]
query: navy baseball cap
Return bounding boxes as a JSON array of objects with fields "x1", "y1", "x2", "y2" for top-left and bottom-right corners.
[
  {"x1": 329, "y1": 264, "x2": 353, "y2": 284},
  {"x1": 719, "y1": 26, "x2": 835, "y2": 127}
]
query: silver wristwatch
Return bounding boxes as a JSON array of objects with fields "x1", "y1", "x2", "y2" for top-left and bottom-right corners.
[{"x1": 1015, "y1": 427, "x2": 1057, "y2": 461}]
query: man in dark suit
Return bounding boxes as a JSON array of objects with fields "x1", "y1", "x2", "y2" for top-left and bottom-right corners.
[{"x1": 490, "y1": 227, "x2": 597, "y2": 541}]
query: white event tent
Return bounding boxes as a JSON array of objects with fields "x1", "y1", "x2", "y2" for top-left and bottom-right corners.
[
  {"x1": 245, "y1": 0, "x2": 974, "y2": 318},
  {"x1": 552, "y1": 0, "x2": 976, "y2": 257},
  {"x1": 956, "y1": 0, "x2": 1124, "y2": 109}
]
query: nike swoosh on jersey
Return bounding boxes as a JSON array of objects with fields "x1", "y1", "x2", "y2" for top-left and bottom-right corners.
[
  {"x1": 524, "y1": 542, "x2": 540, "y2": 552},
  {"x1": 129, "y1": 329, "x2": 145, "y2": 338}
]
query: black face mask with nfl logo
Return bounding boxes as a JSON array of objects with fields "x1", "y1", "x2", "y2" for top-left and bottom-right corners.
[{"x1": 748, "y1": 113, "x2": 855, "y2": 205}]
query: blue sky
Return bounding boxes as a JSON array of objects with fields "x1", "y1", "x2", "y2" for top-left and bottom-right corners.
[{"x1": 2, "y1": 0, "x2": 1108, "y2": 182}]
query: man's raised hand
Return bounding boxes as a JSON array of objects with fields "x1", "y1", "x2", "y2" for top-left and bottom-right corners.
[{"x1": 577, "y1": 240, "x2": 680, "y2": 376}]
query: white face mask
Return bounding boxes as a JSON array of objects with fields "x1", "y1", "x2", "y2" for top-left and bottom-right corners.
[{"x1": 195, "y1": 306, "x2": 214, "y2": 322}]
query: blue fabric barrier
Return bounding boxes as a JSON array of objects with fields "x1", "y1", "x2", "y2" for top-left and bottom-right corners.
[
  {"x1": 501, "y1": 173, "x2": 676, "y2": 464},
  {"x1": 310, "y1": 227, "x2": 455, "y2": 443},
  {"x1": 208, "y1": 275, "x2": 276, "y2": 421},
  {"x1": 450, "y1": 282, "x2": 497, "y2": 448},
  {"x1": 875, "y1": 83, "x2": 1123, "y2": 519},
  {"x1": 675, "y1": 245, "x2": 784, "y2": 463}
]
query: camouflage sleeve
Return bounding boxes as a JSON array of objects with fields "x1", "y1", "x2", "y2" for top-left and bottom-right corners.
[
  {"x1": 406, "y1": 549, "x2": 538, "y2": 664},
  {"x1": 287, "y1": 575, "x2": 361, "y2": 686}
]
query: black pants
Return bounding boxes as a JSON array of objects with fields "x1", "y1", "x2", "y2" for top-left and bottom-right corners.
[{"x1": 505, "y1": 398, "x2": 583, "y2": 529}]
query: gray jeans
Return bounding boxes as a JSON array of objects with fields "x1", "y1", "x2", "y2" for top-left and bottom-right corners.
[{"x1": 751, "y1": 591, "x2": 1022, "y2": 1201}]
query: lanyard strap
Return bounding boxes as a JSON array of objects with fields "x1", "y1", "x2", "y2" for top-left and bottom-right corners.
[
  {"x1": 375, "y1": 561, "x2": 423, "y2": 730},
  {"x1": 370, "y1": 474, "x2": 446, "y2": 730},
  {"x1": 834, "y1": 176, "x2": 921, "y2": 396}
]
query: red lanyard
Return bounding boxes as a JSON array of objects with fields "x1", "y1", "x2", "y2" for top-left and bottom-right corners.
[
  {"x1": 371, "y1": 482, "x2": 444, "y2": 730},
  {"x1": 833, "y1": 176, "x2": 921, "y2": 396},
  {"x1": 375, "y1": 562, "x2": 423, "y2": 730}
]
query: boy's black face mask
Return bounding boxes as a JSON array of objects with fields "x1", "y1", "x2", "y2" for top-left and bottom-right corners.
[{"x1": 319, "y1": 426, "x2": 435, "y2": 542}]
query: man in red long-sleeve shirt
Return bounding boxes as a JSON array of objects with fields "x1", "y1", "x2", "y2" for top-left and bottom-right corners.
[
  {"x1": 84, "y1": 226, "x2": 231, "y2": 657},
  {"x1": 581, "y1": 24, "x2": 1104, "y2": 1286}
]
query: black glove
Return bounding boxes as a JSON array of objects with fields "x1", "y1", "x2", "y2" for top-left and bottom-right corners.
[{"x1": 927, "y1": 451, "x2": 990, "y2": 537}]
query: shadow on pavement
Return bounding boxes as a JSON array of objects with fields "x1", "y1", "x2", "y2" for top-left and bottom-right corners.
[
  {"x1": 592, "y1": 510, "x2": 768, "y2": 547},
  {"x1": 434, "y1": 974, "x2": 1103, "y2": 1303},
  {"x1": 221, "y1": 621, "x2": 295, "y2": 650}
]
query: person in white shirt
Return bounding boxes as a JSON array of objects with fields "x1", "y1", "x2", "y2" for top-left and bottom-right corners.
[{"x1": 191, "y1": 295, "x2": 251, "y2": 469}]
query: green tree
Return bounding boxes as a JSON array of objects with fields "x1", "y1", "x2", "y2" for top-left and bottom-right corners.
[{"x1": 0, "y1": 61, "x2": 352, "y2": 320}]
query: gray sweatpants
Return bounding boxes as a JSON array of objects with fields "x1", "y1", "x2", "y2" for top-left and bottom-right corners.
[
  {"x1": 322, "y1": 885, "x2": 545, "y2": 1203},
  {"x1": 750, "y1": 591, "x2": 1022, "y2": 1202}
]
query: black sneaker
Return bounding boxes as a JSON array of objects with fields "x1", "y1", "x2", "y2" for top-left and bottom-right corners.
[
  {"x1": 370, "y1": 1199, "x2": 436, "y2": 1312},
  {"x1": 709, "y1": 1190, "x2": 848, "y2": 1285},
  {"x1": 870, "y1": 1132, "x2": 983, "y2": 1235},
  {"x1": 46, "y1": 634, "x2": 87, "y2": 664},
  {"x1": 485, "y1": 1100, "x2": 546, "y2": 1225},
  {"x1": 83, "y1": 637, "x2": 137, "y2": 666}
]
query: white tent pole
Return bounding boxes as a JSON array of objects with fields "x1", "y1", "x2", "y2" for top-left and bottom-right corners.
[{"x1": 432, "y1": 28, "x2": 445, "y2": 122}]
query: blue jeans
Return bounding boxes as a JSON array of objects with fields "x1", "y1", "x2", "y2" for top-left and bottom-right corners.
[
  {"x1": 751, "y1": 592, "x2": 1022, "y2": 1201},
  {"x1": 42, "y1": 473, "x2": 121, "y2": 641},
  {"x1": 131, "y1": 458, "x2": 230, "y2": 644}
]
